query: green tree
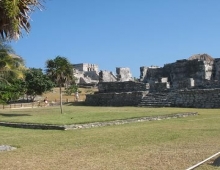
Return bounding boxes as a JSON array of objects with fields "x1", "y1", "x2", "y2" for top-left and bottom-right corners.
[
  {"x1": 65, "y1": 84, "x2": 78, "y2": 96},
  {"x1": 0, "y1": 0, "x2": 43, "y2": 40},
  {"x1": 0, "y1": 79, "x2": 26, "y2": 104},
  {"x1": 45, "y1": 56, "x2": 74, "y2": 114},
  {"x1": 25, "y1": 68, "x2": 55, "y2": 101},
  {"x1": 0, "y1": 38, "x2": 25, "y2": 82}
]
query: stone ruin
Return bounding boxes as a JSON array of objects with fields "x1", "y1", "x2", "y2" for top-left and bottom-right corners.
[
  {"x1": 99, "y1": 67, "x2": 133, "y2": 82},
  {"x1": 73, "y1": 64, "x2": 134, "y2": 86},
  {"x1": 116, "y1": 67, "x2": 133, "y2": 81},
  {"x1": 73, "y1": 63, "x2": 99, "y2": 86},
  {"x1": 85, "y1": 54, "x2": 220, "y2": 108},
  {"x1": 140, "y1": 53, "x2": 219, "y2": 91}
]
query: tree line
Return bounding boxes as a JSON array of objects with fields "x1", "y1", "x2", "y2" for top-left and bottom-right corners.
[
  {"x1": 0, "y1": 1, "x2": 77, "y2": 113},
  {"x1": 0, "y1": 39, "x2": 77, "y2": 113}
]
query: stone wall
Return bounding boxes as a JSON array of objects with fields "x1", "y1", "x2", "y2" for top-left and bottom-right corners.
[
  {"x1": 98, "y1": 81, "x2": 148, "y2": 93},
  {"x1": 86, "y1": 86, "x2": 220, "y2": 108},
  {"x1": 150, "y1": 82, "x2": 170, "y2": 92},
  {"x1": 99, "y1": 70, "x2": 117, "y2": 82},
  {"x1": 116, "y1": 67, "x2": 133, "y2": 81},
  {"x1": 73, "y1": 63, "x2": 99, "y2": 72},
  {"x1": 85, "y1": 91, "x2": 148, "y2": 106},
  {"x1": 140, "y1": 66, "x2": 163, "y2": 83},
  {"x1": 170, "y1": 88, "x2": 220, "y2": 108},
  {"x1": 140, "y1": 54, "x2": 220, "y2": 90},
  {"x1": 73, "y1": 64, "x2": 99, "y2": 84}
]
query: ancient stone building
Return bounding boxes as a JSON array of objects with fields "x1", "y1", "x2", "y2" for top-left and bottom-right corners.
[
  {"x1": 85, "y1": 81, "x2": 148, "y2": 106},
  {"x1": 140, "y1": 54, "x2": 220, "y2": 90},
  {"x1": 116, "y1": 67, "x2": 134, "y2": 82},
  {"x1": 73, "y1": 63, "x2": 98, "y2": 72},
  {"x1": 99, "y1": 67, "x2": 134, "y2": 82},
  {"x1": 73, "y1": 63, "x2": 99, "y2": 85},
  {"x1": 99, "y1": 70, "x2": 117, "y2": 82},
  {"x1": 85, "y1": 53, "x2": 220, "y2": 108},
  {"x1": 73, "y1": 63, "x2": 135, "y2": 85}
]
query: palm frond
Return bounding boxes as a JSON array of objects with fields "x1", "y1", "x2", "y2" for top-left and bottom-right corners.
[{"x1": 0, "y1": 0, "x2": 44, "y2": 40}]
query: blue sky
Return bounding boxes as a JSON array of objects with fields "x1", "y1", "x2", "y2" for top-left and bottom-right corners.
[{"x1": 11, "y1": 0, "x2": 220, "y2": 77}]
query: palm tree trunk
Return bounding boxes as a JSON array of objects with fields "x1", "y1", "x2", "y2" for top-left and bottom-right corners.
[{"x1": 59, "y1": 85, "x2": 63, "y2": 114}]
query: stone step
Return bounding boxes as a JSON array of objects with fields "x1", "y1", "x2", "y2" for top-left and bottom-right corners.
[{"x1": 138, "y1": 92, "x2": 171, "y2": 107}]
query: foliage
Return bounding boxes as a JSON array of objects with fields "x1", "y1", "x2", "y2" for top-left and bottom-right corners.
[
  {"x1": 65, "y1": 84, "x2": 78, "y2": 95},
  {"x1": 0, "y1": 39, "x2": 26, "y2": 103},
  {"x1": 0, "y1": 79, "x2": 26, "y2": 103},
  {"x1": 45, "y1": 56, "x2": 74, "y2": 113},
  {"x1": 45, "y1": 56, "x2": 74, "y2": 87},
  {"x1": 25, "y1": 68, "x2": 55, "y2": 101},
  {"x1": 0, "y1": 0, "x2": 44, "y2": 40},
  {"x1": 0, "y1": 39, "x2": 25, "y2": 82}
]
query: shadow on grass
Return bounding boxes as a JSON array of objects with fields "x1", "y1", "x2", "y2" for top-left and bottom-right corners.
[
  {"x1": 0, "y1": 113, "x2": 31, "y2": 117},
  {"x1": 64, "y1": 101, "x2": 86, "y2": 106}
]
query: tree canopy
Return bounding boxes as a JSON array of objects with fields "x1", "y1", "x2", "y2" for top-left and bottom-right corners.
[
  {"x1": 0, "y1": 38, "x2": 25, "y2": 82},
  {"x1": 0, "y1": 79, "x2": 25, "y2": 103},
  {"x1": 0, "y1": 0, "x2": 43, "y2": 40},
  {"x1": 46, "y1": 56, "x2": 74, "y2": 113},
  {"x1": 25, "y1": 68, "x2": 55, "y2": 101}
]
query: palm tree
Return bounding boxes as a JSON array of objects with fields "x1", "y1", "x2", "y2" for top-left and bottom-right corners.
[
  {"x1": 0, "y1": 0, "x2": 43, "y2": 40},
  {"x1": 0, "y1": 39, "x2": 25, "y2": 82},
  {"x1": 45, "y1": 56, "x2": 74, "y2": 114}
]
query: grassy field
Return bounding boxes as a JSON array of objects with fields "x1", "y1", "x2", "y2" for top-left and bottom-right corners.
[
  {"x1": 0, "y1": 106, "x2": 199, "y2": 125},
  {"x1": 0, "y1": 106, "x2": 220, "y2": 169}
]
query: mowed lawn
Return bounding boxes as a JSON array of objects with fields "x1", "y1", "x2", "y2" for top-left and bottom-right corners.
[{"x1": 0, "y1": 106, "x2": 220, "y2": 170}]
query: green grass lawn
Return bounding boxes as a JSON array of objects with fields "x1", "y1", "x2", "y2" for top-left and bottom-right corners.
[
  {"x1": 0, "y1": 106, "x2": 220, "y2": 170},
  {"x1": 0, "y1": 106, "x2": 202, "y2": 125}
]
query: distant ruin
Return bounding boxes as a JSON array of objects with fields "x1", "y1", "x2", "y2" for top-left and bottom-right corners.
[
  {"x1": 73, "y1": 63, "x2": 99, "y2": 85},
  {"x1": 85, "y1": 54, "x2": 220, "y2": 108},
  {"x1": 73, "y1": 64, "x2": 134, "y2": 85}
]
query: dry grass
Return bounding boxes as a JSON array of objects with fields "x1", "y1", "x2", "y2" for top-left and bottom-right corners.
[
  {"x1": 0, "y1": 107, "x2": 220, "y2": 169},
  {"x1": 42, "y1": 87, "x2": 98, "y2": 102}
]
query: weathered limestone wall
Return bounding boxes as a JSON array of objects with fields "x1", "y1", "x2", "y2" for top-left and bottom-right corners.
[
  {"x1": 150, "y1": 82, "x2": 170, "y2": 92},
  {"x1": 164, "y1": 59, "x2": 214, "y2": 88},
  {"x1": 86, "y1": 87, "x2": 220, "y2": 108},
  {"x1": 140, "y1": 66, "x2": 163, "y2": 83},
  {"x1": 99, "y1": 70, "x2": 117, "y2": 82},
  {"x1": 73, "y1": 63, "x2": 99, "y2": 72},
  {"x1": 116, "y1": 67, "x2": 133, "y2": 81},
  {"x1": 85, "y1": 81, "x2": 148, "y2": 106},
  {"x1": 85, "y1": 91, "x2": 148, "y2": 106},
  {"x1": 73, "y1": 63, "x2": 99, "y2": 84},
  {"x1": 214, "y1": 59, "x2": 220, "y2": 81},
  {"x1": 98, "y1": 81, "x2": 147, "y2": 93},
  {"x1": 140, "y1": 54, "x2": 219, "y2": 90},
  {"x1": 170, "y1": 88, "x2": 220, "y2": 108}
]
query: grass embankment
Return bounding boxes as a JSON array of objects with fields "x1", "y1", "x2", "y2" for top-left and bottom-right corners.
[
  {"x1": 0, "y1": 107, "x2": 220, "y2": 169},
  {"x1": 42, "y1": 87, "x2": 98, "y2": 102}
]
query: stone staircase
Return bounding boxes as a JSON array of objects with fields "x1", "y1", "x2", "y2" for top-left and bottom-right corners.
[{"x1": 138, "y1": 92, "x2": 172, "y2": 107}]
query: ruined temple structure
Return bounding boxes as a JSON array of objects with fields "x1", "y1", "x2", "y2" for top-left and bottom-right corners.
[
  {"x1": 73, "y1": 63, "x2": 99, "y2": 85},
  {"x1": 85, "y1": 54, "x2": 220, "y2": 108},
  {"x1": 140, "y1": 53, "x2": 220, "y2": 90},
  {"x1": 99, "y1": 67, "x2": 133, "y2": 82},
  {"x1": 73, "y1": 64, "x2": 134, "y2": 85}
]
